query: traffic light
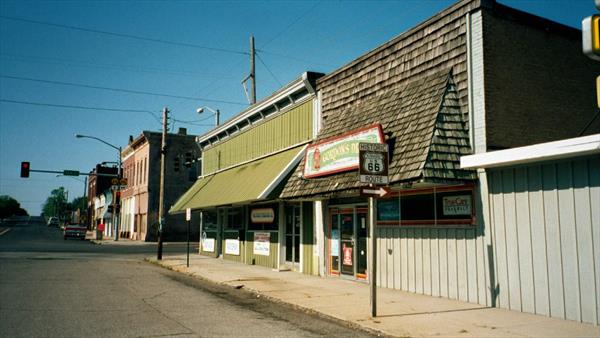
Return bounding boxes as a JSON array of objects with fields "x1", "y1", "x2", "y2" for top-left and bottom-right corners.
[
  {"x1": 582, "y1": 14, "x2": 600, "y2": 61},
  {"x1": 20, "y1": 161, "x2": 30, "y2": 178}
]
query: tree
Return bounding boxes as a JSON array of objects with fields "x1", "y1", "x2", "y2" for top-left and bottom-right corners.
[
  {"x1": 0, "y1": 195, "x2": 28, "y2": 218},
  {"x1": 42, "y1": 187, "x2": 68, "y2": 220}
]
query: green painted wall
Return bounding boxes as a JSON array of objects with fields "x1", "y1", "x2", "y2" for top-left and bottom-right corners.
[
  {"x1": 203, "y1": 100, "x2": 313, "y2": 174},
  {"x1": 244, "y1": 231, "x2": 279, "y2": 269},
  {"x1": 302, "y1": 202, "x2": 316, "y2": 275}
]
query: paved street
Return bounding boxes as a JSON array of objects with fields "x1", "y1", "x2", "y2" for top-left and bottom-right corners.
[{"x1": 0, "y1": 219, "x2": 373, "y2": 338}]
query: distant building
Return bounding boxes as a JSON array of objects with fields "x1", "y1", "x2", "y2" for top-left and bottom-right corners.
[
  {"x1": 87, "y1": 164, "x2": 118, "y2": 231},
  {"x1": 120, "y1": 128, "x2": 200, "y2": 241}
]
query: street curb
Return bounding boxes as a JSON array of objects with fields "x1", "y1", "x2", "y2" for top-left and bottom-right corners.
[{"x1": 145, "y1": 257, "x2": 392, "y2": 338}]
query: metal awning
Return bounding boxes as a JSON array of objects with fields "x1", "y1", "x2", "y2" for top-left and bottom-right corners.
[{"x1": 170, "y1": 145, "x2": 306, "y2": 213}]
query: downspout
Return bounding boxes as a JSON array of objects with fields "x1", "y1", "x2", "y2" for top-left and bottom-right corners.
[{"x1": 466, "y1": 12, "x2": 475, "y2": 152}]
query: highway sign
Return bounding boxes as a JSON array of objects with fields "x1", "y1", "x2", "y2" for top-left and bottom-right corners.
[
  {"x1": 359, "y1": 142, "x2": 389, "y2": 184},
  {"x1": 360, "y1": 186, "x2": 391, "y2": 198}
]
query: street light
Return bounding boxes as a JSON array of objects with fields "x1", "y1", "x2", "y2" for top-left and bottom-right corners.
[
  {"x1": 197, "y1": 106, "x2": 220, "y2": 126},
  {"x1": 75, "y1": 133, "x2": 122, "y2": 241}
]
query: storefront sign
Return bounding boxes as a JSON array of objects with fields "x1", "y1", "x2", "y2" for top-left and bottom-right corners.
[
  {"x1": 251, "y1": 208, "x2": 275, "y2": 223},
  {"x1": 225, "y1": 239, "x2": 240, "y2": 255},
  {"x1": 202, "y1": 238, "x2": 215, "y2": 252},
  {"x1": 442, "y1": 195, "x2": 472, "y2": 215},
  {"x1": 304, "y1": 124, "x2": 384, "y2": 178},
  {"x1": 253, "y1": 232, "x2": 271, "y2": 256}
]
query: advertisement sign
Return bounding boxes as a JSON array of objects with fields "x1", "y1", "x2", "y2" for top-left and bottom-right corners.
[
  {"x1": 225, "y1": 239, "x2": 240, "y2": 256},
  {"x1": 331, "y1": 230, "x2": 339, "y2": 256},
  {"x1": 442, "y1": 195, "x2": 472, "y2": 215},
  {"x1": 342, "y1": 245, "x2": 353, "y2": 266},
  {"x1": 251, "y1": 208, "x2": 275, "y2": 223},
  {"x1": 304, "y1": 124, "x2": 384, "y2": 178},
  {"x1": 202, "y1": 238, "x2": 215, "y2": 252},
  {"x1": 253, "y1": 232, "x2": 271, "y2": 256}
]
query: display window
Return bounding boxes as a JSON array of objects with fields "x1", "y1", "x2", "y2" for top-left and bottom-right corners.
[{"x1": 377, "y1": 184, "x2": 475, "y2": 226}]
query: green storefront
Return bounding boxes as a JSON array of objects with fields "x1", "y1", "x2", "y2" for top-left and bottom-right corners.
[{"x1": 170, "y1": 72, "x2": 322, "y2": 275}]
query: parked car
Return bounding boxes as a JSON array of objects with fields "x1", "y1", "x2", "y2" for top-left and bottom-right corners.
[
  {"x1": 63, "y1": 224, "x2": 87, "y2": 240},
  {"x1": 47, "y1": 217, "x2": 59, "y2": 227}
]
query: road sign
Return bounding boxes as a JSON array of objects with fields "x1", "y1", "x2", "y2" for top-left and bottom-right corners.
[
  {"x1": 186, "y1": 208, "x2": 191, "y2": 221},
  {"x1": 359, "y1": 142, "x2": 389, "y2": 185},
  {"x1": 360, "y1": 186, "x2": 391, "y2": 198},
  {"x1": 63, "y1": 170, "x2": 80, "y2": 176}
]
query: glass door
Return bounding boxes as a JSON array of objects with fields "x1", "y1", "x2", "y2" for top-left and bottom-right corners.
[
  {"x1": 285, "y1": 205, "x2": 301, "y2": 268},
  {"x1": 356, "y1": 209, "x2": 368, "y2": 278},
  {"x1": 329, "y1": 206, "x2": 368, "y2": 279},
  {"x1": 340, "y1": 211, "x2": 355, "y2": 276}
]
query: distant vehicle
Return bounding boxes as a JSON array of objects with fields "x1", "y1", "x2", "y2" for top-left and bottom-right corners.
[
  {"x1": 47, "y1": 217, "x2": 59, "y2": 227},
  {"x1": 63, "y1": 224, "x2": 87, "y2": 240}
]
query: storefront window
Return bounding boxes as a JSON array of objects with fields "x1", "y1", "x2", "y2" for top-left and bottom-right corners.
[
  {"x1": 202, "y1": 210, "x2": 218, "y2": 231},
  {"x1": 226, "y1": 208, "x2": 244, "y2": 230},
  {"x1": 377, "y1": 185, "x2": 475, "y2": 226}
]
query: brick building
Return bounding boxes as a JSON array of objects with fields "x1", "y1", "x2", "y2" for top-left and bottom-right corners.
[{"x1": 120, "y1": 128, "x2": 200, "y2": 241}]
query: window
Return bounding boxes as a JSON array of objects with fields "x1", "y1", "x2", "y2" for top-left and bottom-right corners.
[
  {"x1": 377, "y1": 185, "x2": 475, "y2": 226},
  {"x1": 202, "y1": 210, "x2": 218, "y2": 231},
  {"x1": 226, "y1": 208, "x2": 244, "y2": 230}
]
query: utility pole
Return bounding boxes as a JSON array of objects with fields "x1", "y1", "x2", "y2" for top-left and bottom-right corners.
[
  {"x1": 250, "y1": 35, "x2": 256, "y2": 104},
  {"x1": 157, "y1": 107, "x2": 169, "y2": 260}
]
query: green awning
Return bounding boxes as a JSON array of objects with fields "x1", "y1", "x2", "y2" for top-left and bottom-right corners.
[{"x1": 170, "y1": 145, "x2": 306, "y2": 213}]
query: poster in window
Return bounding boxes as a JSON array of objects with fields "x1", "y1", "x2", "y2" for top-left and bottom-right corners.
[
  {"x1": 202, "y1": 238, "x2": 215, "y2": 252},
  {"x1": 253, "y1": 232, "x2": 271, "y2": 256},
  {"x1": 442, "y1": 195, "x2": 472, "y2": 216},
  {"x1": 377, "y1": 198, "x2": 399, "y2": 221},
  {"x1": 331, "y1": 229, "x2": 339, "y2": 257},
  {"x1": 225, "y1": 239, "x2": 240, "y2": 255}
]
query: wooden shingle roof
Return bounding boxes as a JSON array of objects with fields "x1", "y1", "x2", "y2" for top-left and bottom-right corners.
[{"x1": 280, "y1": 69, "x2": 475, "y2": 199}]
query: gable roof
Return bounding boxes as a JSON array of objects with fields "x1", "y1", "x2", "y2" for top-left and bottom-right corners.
[{"x1": 280, "y1": 69, "x2": 475, "y2": 199}]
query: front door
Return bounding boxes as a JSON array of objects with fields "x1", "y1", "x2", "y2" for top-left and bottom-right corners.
[
  {"x1": 285, "y1": 205, "x2": 301, "y2": 269},
  {"x1": 329, "y1": 206, "x2": 368, "y2": 279}
]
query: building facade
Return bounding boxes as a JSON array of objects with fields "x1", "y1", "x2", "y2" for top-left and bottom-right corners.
[
  {"x1": 120, "y1": 128, "x2": 200, "y2": 241},
  {"x1": 280, "y1": 0, "x2": 599, "y2": 325},
  {"x1": 86, "y1": 164, "x2": 118, "y2": 232},
  {"x1": 171, "y1": 72, "x2": 323, "y2": 273}
]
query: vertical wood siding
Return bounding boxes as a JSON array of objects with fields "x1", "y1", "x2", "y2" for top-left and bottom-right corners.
[
  {"x1": 245, "y1": 231, "x2": 279, "y2": 269},
  {"x1": 376, "y1": 156, "x2": 599, "y2": 325},
  {"x1": 377, "y1": 226, "x2": 488, "y2": 306},
  {"x1": 302, "y1": 202, "x2": 317, "y2": 275},
  {"x1": 487, "y1": 157, "x2": 599, "y2": 324},
  {"x1": 203, "y1": 101, "x2": 312, "y2": 174}
]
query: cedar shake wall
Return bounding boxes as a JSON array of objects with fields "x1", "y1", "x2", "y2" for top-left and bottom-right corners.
[
  {"x1": 482, "y1": 8, "x2": 600, "y2": 149},
  {"x1": 317, "y1": 0, "x2": 480, "y2": 133}
]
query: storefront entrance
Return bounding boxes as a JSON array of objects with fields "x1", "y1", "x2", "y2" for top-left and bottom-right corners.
[
  {"x1": 328, "y1": 206, "x2": 368, "y2": 279},
  {"x1": 285, "y1": 204, "x2": 301, "y2": 269}
]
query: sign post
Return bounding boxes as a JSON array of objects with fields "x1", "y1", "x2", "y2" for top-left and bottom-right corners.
[
  {"x1": 186, "y1": 208, "x2": 191, "y2": 267},
  {"x1": 358, "y1": 142, "x2": 389, "y2": 318}
]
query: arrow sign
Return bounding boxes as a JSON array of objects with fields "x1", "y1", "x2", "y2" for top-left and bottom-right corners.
[{"x1": 360, "y1": 186, "x2": 391, "y2": 198}]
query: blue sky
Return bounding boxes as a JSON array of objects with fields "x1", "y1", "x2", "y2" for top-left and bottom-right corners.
[{"x1": 0, "y1": 0, "x2": 596, "y2": 215}]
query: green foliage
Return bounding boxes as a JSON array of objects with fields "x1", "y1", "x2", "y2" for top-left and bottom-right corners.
[
  {"x1": 42, "y1": 187, "x2": 68, "y2": 220},
  {"x1": 0, "y1": 195, "x2": 28, "y2": 218}
]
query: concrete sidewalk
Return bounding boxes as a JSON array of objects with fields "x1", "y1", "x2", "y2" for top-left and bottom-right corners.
[{"x1": 147, "y1": 254, "x2": 599, "y2": 338}]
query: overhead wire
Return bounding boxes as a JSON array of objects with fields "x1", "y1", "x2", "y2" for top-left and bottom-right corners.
[
  {"x1": 256, "y1": 53, "x2": 282, "y2": 86},
  {"x1": 0, "y1": 15, "x2": 249, "y2": 56},
  {"x1": 0, "y1": 75, "x2": 247, "y2": 105}
]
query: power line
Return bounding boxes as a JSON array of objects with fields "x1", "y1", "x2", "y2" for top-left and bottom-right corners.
[
  {"x1": 0, "y1": 98, "x2": 159, "y2": 115},
  {"x1": 256, "y1": 49, "x2": 335, "y2": 68},
  {"x1": 260, "y1": 1, "x2": 321, "y2": 48},
  {"x1": 0, "y1": 15, "x2": 249, "y2": 56},
  {"x1": 0, "y1": 53, "x2": 236, "y2": 79},
  {"x1": 0, "y1": 75, "x2": 247, "y2": 105},
  {"x1": 256, "y1": 53, "x2": 282, "y2": 86}
]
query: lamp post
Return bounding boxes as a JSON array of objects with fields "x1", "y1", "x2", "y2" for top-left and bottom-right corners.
[
  {"x1": 197, "y1": 106, "x2": 220, "y2": 126},
  {"x1": 75, "y1": 134, "x2": 122, "y2": 241}
]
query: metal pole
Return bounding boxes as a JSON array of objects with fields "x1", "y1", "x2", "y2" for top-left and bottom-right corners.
[
  {"x1": 369, "y1": 194, "x2": 377, "y2": 317},
  {"x1": 187, "y1": 219, "x2": 190, "y2": 267},
  {"x1": 157, "y1": 107, "x2": 168, "y2": 260},
  {"x1": 250, "y1": 35, "x2": 256, "y2": 104},
  {"x1": 216, "y1": 109, "x2": 220, "y2": 126},
  {"x1": 115, "y1": 146, "x2": 122, "y2": 241}
]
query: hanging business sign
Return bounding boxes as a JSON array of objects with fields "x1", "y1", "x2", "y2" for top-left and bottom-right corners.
[
  {"x1": 253, "y1": 232, "x2": 271, "y2": 256},
  {"x1": 225, "y1": 239, "x2": 240, "y2": 256},
  {"x1": 359, "y1": 142, "x2": 389, "y2": 185},
  {"x1": 303, "y1": 124, "x2": 385, "y2": 178},
  {"x1": 251, "y1": 208, "x2": 275, "y2": 223}
]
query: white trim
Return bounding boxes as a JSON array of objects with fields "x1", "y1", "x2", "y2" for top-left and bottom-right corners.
[
  {"x1": 258, "y1": 145, "x2": 308, "y2": 199},
  {"x1": 461, "y1": 134, "x2": 600, "y2": 169}
]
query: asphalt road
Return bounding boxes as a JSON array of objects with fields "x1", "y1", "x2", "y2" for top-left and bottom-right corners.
[{"x1": 0, "y1": 218, "x2": 373, "y2": 337}]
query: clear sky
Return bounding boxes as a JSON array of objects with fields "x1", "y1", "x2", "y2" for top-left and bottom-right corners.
[{"x1": 0, "y1": 0, "x2": 596, "y2": 215}]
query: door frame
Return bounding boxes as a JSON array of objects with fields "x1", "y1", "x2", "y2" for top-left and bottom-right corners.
[{"x1": 327, "y1": 204, "x2": 367, "y2": 280}]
